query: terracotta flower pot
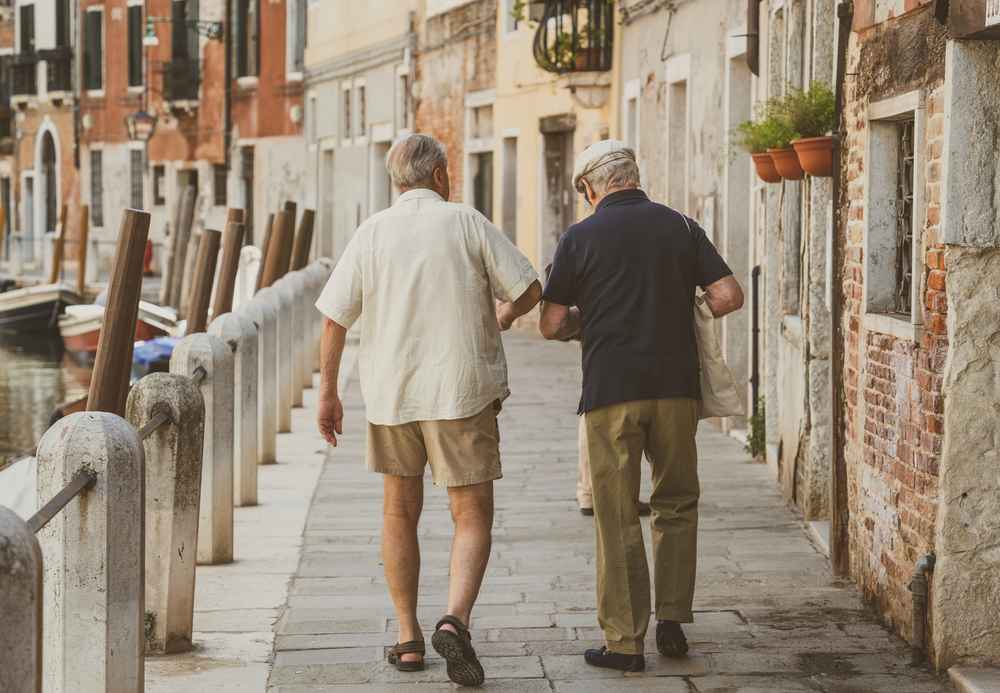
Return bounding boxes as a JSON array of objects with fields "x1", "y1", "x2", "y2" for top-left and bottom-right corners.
[
  {"x1": 751, "y1": 153, "x2": 782, "y2": 184},
  {"x1": 768, "y1": 147, "x2": 805, "y2": 180},
  {"x1": 792, "y1": 136, "x2": 835, "y2": 177}
]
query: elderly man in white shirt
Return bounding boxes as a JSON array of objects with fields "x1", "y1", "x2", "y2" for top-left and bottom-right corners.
[{"x1": 315, "y1": 134, "x2": 541, "y2": 687}]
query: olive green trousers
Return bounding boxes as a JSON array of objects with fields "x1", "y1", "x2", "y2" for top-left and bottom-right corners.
[{"x1": 584, "y1": 398, "x2": 700, "y2": 655}]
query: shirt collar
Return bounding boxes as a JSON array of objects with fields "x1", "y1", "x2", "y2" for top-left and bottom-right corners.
[
  {"x1": 396, "y1": 188, "x2": 444, "y2": 204},
  {"x1": 596, "y1": 188, "x2": 649, "y2": 212}
]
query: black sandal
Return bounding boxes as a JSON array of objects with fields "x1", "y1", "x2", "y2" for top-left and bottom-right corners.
[
  {"x1": 387, "y1": 640, "x2": 426, "y2": 672},
  {"x1": 431, "y1": 615, "x2": 485, "y2": 687}
]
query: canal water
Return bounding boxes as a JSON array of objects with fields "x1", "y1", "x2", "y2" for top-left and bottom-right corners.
[{"x1": 0, "y1": 333, "x2": 91, "y2": 469}]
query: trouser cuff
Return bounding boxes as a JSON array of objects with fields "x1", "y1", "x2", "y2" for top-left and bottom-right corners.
[{"x1": 655, "y1": 608, "x2": 694, "y2": 624}]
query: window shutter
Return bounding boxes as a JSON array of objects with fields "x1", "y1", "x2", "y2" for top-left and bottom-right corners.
[
  {"x1": 248, "y1": 0, "x2": 259, "y2": 76},
  {"x1": 56, "y1": 0, "x2": 70, "y2": 48},
  {"x1": 171, "y1": 1, "x2": 187, "y2": 59},
  {"x1": 85, "y1": 12, "x2": 103, "y2": 90},
  {"x1": 294, "y1": 0, "x2": 306, "y2": 72},
  {"x1": 128, "y1": 6, "x2": 143, "y2": 87},
  {"x1": 20, "y1": 5, "x2": 35, "y2": 54}
]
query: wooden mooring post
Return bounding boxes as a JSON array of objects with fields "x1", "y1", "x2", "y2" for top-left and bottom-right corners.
[
  {"x1": 187, "y1": 229, "x2": 222, "y2": 335},
  {"x1": 165, "y1": 185, "x2": 198, "y2": 310},
  {"x1": 290, "y1": 209, "x2": 315, "y2": 271},
  {"x1": 257, "y1": 210, "x2": 294, "y2": 290},
  {"x1": 48, "y1": 205, "x2": 68, "y2": 285},
  {"x1": 76, "y1": 206, "x2": 90, "y2": 298},
  {"x1": 254, "y1": 212, "x2": 276, "y2": 293},
  {"x1": 87, "y1": 209, "x2": 151, "y2": 417},
  {"x1": 211, "y1": 210, "x2": 246, "y2": 319}
]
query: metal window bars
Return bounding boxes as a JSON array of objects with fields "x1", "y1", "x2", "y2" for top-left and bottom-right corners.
[
  {"x1": 894, "y1": 118, "x2": 915, "y2": 316},
  {"x1": 533, "y1": 0, "x2": 615, "y2": 75}
]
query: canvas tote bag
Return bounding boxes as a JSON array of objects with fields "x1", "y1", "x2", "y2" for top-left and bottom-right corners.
[{"x1": 680, "y1": 215, "x2": 745, "y2": 420}]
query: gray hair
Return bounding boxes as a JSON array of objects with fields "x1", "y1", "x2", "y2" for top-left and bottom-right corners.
[
  {"x1": 580, "y1": 150, "x2": 641, "y2": 196},
  {"x1": 386, "y1": 134, "x2": 448, "y2": 189}
]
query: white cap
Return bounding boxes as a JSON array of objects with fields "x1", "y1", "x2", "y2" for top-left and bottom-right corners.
[{"x1": 572, "y1": 139, "x2": 636, "y2": 193}]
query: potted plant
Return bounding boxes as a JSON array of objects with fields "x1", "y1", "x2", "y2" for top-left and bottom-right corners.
[
  {"x1": 733, "y1": 114, "x2": 797, "y2": 183},
  {"x1": 786, "y1": 82, "x2": 836, "y2": 177}
]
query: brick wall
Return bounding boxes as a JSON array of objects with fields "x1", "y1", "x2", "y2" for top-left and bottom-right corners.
[
  {"x1": 840, "y1": 10, "x2": 948, "y2": 646},
  {"x1": 414, "y1": 0, "x2": 497, "y2": 205}
]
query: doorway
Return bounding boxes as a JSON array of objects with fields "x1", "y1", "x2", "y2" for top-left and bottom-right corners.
[
  {"x1": 241, "y1": 146, "x2": 254, "y2": 245},
  {"x1": 23, "y1": 175, "x2": 34, "y2": 263},
  {"x1": 40, "y1": 132, "x2": 58, "y2": 236},
  {"x1": 370, "y1": 141, "x2": 393, "y2": 214},
  {"x1": 539, "y1": 114, "x2": 575, "y2": 267}
]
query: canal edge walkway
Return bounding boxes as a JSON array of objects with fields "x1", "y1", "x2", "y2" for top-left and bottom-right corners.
[{"x1": 145, "y1": 345, "x2": 358, "y2": 693}]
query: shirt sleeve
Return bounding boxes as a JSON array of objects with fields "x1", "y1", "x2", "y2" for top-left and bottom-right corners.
[
  {"x1": 315, "y1": 231, "x2": 364, "y2": 328},
  {"x1": 541, "y1": 231, "x2": 577, "y2": 306},
  {"x1": 480, "y1": 217, "x2": 539, "y2": 303},
  {"x1": 690, "y1": 219, "x2": 733, "y2": 289}
]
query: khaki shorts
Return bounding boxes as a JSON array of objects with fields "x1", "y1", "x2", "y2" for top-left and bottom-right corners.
[{"x1": 366, "y1": 401, "x2": 503, "y2": 487}]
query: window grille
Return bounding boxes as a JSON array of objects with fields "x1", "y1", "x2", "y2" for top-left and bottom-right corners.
[
  {"x1": 894, "y1": 118, "x2": 915, "y2": 316},
  {"x1": 91, "y1": 150, "x2": 104, "y2": 227},
  {"x1": 130, "y1": 150, "x2": 145, "y2": 210}
]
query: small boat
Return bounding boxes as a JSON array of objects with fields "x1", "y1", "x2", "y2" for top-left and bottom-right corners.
[
  {"x1": 0, "y1": 283, "x2": 81, "y2": 333},
  {"x1": 58, "y1": 301, "x2": 181, "y2": 355}
]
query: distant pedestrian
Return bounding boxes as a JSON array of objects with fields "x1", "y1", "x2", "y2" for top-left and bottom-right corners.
[
  {"x1": 539, "y1": 140, "x2": 744, "y2": 672},
  {"x1": 315, "y1": 134, "x2": 542, "y2": 687}
]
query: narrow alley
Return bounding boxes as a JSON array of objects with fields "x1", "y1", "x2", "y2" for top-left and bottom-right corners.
[{"x1": 266, "y1": 333, "x2": 949, "y2": 692}]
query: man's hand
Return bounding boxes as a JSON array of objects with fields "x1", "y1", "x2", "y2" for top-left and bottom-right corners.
[
  {"x1": 318, "y1": 396, "x2": 344, "y2": 447},
  {"x1": 496, "y1": 301, "x2": 515, "y2": 331}
]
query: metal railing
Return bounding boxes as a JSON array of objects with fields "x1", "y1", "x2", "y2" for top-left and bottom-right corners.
[
  {"x1": 41, "y1": 46, "x2": 73, "y2": 93},
  {"x1": 11, "y1": 54, "x2": 38, "y2": 97},
  {"x1": 162, "y1": 58, "x2": 201, "y2": 102},
  {"x1": 533, "y1": 0, "x2": 615, "y2": 74}
]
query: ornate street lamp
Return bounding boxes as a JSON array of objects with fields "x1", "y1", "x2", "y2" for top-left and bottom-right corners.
[{"x1": 125, "y1": 110, "x2": 157, "y2": 142}]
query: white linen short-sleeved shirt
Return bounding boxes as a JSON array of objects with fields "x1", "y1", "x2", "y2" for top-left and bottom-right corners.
[{"x1": 315, "y1": 188, "x2": 538, "y2": 426}]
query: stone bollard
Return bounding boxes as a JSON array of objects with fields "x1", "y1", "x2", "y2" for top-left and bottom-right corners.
[
  {"x1": 273, "y1": 277, "x2": 297, "y2": 433},
  {"x1": 233, "y1": 245, "x2": 262, "y2": 312},
  {"x1": 241, "y1": 293, "x2": 278, "y2": 464},
  {"x1": 170, "y1": 333, "x2": 235, "y2": 565},
  {"x1": 126, "y1": 374, "x2": 205, "y2": 655},
  {"x1": 36, "y1": 412, "x2": 144, "y2": 693},
  {"x1": 209, "y1": 313, "x2": 259, "y2": 506},
  {"x1": 287, "y1": 271, "x2": 307, "y2": 408},
  {"x1": 0, "y1": 506, "x2": 42, "y2": 693}
]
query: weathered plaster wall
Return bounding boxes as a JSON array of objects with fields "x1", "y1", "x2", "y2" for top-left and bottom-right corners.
[{"x1": 930, "y1": 39, "x2": 1000, "y2": 669}]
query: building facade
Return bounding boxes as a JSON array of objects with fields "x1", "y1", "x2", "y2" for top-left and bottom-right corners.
[{"x1": 304, "y1": 1, "x2": 418, "y2": 263}]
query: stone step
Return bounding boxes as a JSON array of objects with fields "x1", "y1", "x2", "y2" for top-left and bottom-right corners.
[{"x1": 950, "y1": 666, "x2": 1000, "y2": 693}]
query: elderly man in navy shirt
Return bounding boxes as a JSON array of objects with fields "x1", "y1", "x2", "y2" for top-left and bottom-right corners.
[{"x1": 539, "y1": 140, "x2": 744, "y2": 673}]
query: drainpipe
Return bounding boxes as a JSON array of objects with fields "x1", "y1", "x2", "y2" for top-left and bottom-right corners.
[
  {"x1": 223, "y1": 0, "x2": 233, "y2": 178},
  {"x1": 908, "y1": 553, "x2": 936, "y2": 665},
  {"x1": 828, "y1": 0, "x2": 853, "y2": 578}
]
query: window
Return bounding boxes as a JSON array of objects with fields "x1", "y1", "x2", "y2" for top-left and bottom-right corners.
[
  {"x1": 667, "y1": 81, "x2": 688, "y2": 211},
  {"x1": 84, "y1": 9, "x2": 103, "y2": 91},
  {"x1": 471, "y1": 152, "x2": 494, "y2": 220},
  {"x1": 342, "y1": 86, "x2": 352, "y2": 140},
  {"x1": 213, "y1": 164, "x2": 228, "y2": 207},
  {"x1": 90, "y1": 150, "x2": 104, "y2": 227},
  {"x1": 56, "y1": 0, "x2": 70, "y2": 48},
  {"x1": 172, "y1": 0, "x2": 199, "y2": 61},
  {"x1": 19, "y1": 5, "x2": 34, "y2": 54},
  {"x1": 128, "y1": 5, "x2": 143, "y2": 87},
  {"x1": 501, "y1": 137, "x2": 517, "y2": 243},
  {"x1": 864, "y1": 91, "x2": 926, "y2": 335},
  {"x1": 290, "y1": 0, "x2": 306, "y2": 74},
  {"x1": 153, "y1": 165, "x2": 166, "y2": 206},
  {"x1": 357, "y1": 85, "x2": 367, "y2": 137},
  {"x1": 235, "y1": 0, "x2": 259, "y2": 77},
  {"x1": 130, "y1": 149, "x2": 145, "y2": 209},
  {"x1": 396, "y1": 71, "x2": 411, "y2": 131}
]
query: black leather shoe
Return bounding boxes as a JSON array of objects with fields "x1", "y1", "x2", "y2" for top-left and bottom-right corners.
[
  {"x1": 656, "y1": 620, "x2": 689, "y2": 657},
  {"x1": 584, "y1": 647, "x2": 645, "y2": 672},
  {"x1": 638, "y1": 501, "x2": 652, "y2": 517},
  {"x1": 580, "y1": 506, "x2": 595, "y2": 516}
]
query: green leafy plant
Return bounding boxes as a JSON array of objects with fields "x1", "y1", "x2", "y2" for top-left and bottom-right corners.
[
  {"x1": 746, "y1": 397, "x2": 766, "y2": 459},
  {"x1": 782, "y1": 82, "x2": 835, "y2": 139},
  {"x1": 732, "y1": 112, "x2": 797, "y2": 154}
]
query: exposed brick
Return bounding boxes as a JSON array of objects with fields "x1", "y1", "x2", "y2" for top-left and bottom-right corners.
[{"x1": 927, "y1": 269, "x2": 946, "y2": 291}]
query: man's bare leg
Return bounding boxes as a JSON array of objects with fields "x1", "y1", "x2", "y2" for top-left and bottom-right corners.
[
  {"x1": 383, "y1": 475, "x2": 425, "y2": 663},
  {"x1": 443, "y1": 480, "x2": 495, "y2": 632}
]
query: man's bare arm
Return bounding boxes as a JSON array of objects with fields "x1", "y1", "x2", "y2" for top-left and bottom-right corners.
[
  {"x1": 539, "y1": 301, "x2": 582, "y2": 341},
  {"x1": 497, "y1": 280, "x2": 543, "y2": 331},
  {"x1": 703, "y1": 275, "x2": 744, "y2": 318},
  {"x1": 318, "y1": 318, "x2": 348, "y2": 446}
]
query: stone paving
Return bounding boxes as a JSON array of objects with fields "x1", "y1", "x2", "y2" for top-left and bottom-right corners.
[{"x1": 268, "y1": 333, "x2": 952, "y2": 692}]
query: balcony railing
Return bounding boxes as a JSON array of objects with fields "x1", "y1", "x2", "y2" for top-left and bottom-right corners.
[
  {"x1": 12, "y1": 54, "x2": 38, "y2": 97},
  {"x1": 163, "y1": 59, "x2": 200, "y2": 102},
  {"x1": 533, "y1": 0, "x2": 614, "y2": 75},
  {"x1": 40, "y1": 46, "x2": 73, "y2": 93}
]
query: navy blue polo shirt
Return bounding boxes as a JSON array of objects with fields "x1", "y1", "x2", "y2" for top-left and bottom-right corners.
[{"x1": 542, "y1": 189, "x2": 732, "y2": 415}]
